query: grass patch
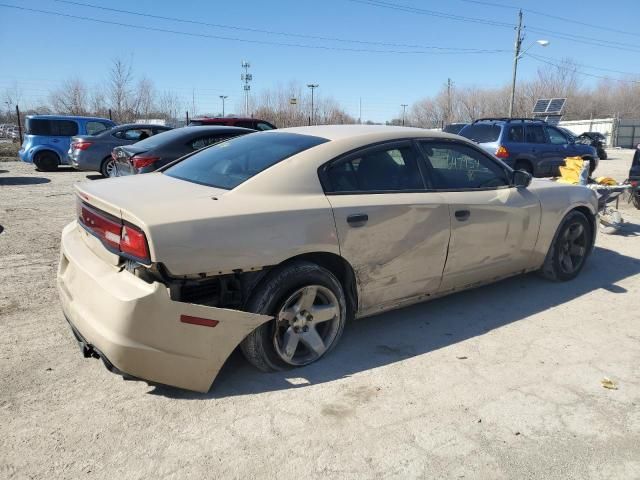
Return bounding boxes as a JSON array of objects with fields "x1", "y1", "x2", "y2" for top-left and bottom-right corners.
[{"x1": 0, "y1": 141, "x2": 20, "y2": 162}]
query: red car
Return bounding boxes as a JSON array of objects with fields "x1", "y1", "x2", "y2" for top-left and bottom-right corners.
[{"x1": 189, "y1": 117, "x2": 276, "y2": 131}]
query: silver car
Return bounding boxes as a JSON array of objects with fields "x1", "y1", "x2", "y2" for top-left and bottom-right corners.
[{"x1": 68, "y1": 123, "x2": 172, "y2": 177}]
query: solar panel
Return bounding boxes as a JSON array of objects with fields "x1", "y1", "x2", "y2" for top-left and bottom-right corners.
[
  {"x1": 533, "y1": 99, "x2": 551, "y2": 114},
  {"x1": 547, "y1": 98, "x2": 566, "y2": 114}
]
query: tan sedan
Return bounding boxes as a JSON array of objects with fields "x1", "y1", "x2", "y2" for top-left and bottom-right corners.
[{"x1": 58, "y1": 125, "x2": 598, "y2": 392}]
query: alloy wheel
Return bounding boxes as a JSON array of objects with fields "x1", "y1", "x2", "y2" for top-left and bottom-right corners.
[
  {"x1": 558, "y1": 222, "x2": 587, "y2": 274},
  {"x1": 272, "y1": 285, "x2": 342, "y2": 366}
]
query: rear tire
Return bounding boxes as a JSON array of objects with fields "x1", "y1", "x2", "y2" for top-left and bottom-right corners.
[
  {"x1": 100, "y1": 157, "x2": 116, "y2": 178},
  {"x1": 240, "y1": 261, "x2": 347, "y2": 372},
  {"x1": 539, "y1": 210, "x2": 592, "y2": 281},
  {"x1": 34, "y1": 151, "x2": 59, "y2": 172},
  {"x1": 514, "y1": 160, "x2": 533, "y2": 175}
]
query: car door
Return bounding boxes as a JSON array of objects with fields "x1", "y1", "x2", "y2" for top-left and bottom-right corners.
[
  {"x1": 322, "y1": 140, "x2": 451, "y2": 314},
  {"x1": 52, "y1": 120, "x2": 79, "y2": 163},
  {"x1": 545, "y1": 125, "x2": 573, "y2": 173},
  {"x1": 523, "y1": 123, "x2": 548, "y2": 175},
  {"x1": 417, "y1": 140, "x2": 541, "y2": 293}
]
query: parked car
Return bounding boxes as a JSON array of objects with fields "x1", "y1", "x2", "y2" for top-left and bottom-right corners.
[
  {"x1": 630, "y1": 144, "x2": 640, "y2": 209},
  {"x1": 19, "y1": 115, "x2": 115, "y2": 171},
  {"x1": 59, "y1": 125, "x2": 598, "y2": 392},
  {"x1": 111, "y1": 126, "x2": 252, "y2": 176},
  {"x1": 575, "y1": 131, "x2": 608, "y2": 160},
  {"x1": 69, "y1": 123, "x2": 172, "y2": 177},
  {"x1": 442, "y1": 123, "x2": 468, "y2": 135},
  {"x1": 459, "y1": 118, "x2": 598, "y2": 176},
  {"x1": 189, "y1": 116, "x2": 276, "y2": 130}
]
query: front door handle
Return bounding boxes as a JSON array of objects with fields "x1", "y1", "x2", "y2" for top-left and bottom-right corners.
[
  {"x1": 455, "y1": 209, "x2": 470, "y2": 221},
  {"x1": 347, "y1": 213, "x2": 368, "y2": 227}
]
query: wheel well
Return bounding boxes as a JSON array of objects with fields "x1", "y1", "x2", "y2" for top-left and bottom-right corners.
[
  {"x1": 275, "y1": 252, "x2": 359, "y2": 316},
  {"x1": 34, "y1": 149, "x2": 60, "y2": 163},
  {"x1": 513, "y1": 158, "x2": 533, "y2": 169}
]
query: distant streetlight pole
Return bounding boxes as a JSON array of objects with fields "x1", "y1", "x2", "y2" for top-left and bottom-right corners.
[
  {"x1": 401, "y1": 104, "x2": 408, "y2": 126},
  {"x1": 307, "y1": 83, "x2": 319, "y2": 125},
  {"x1": 241, "y1": 61, "x2": 252, "y2": 116},
  {"x1": 219, "y1": 95, "x2": 228, "y2": 117},
  {"x1": 508, "y1": 9, "x2": 550, "y2": 117}
]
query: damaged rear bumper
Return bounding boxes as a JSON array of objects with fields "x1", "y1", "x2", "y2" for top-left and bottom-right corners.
[{"x1": 57, "y1": 221, "x2": 272, "y2": 392}]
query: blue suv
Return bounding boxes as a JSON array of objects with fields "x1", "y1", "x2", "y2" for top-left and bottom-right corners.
[
  {"x1": 459, "y1": 118, "x2": 598, "y2": 176},
  {"x1": 19, "y1": 115, "x2": 115, "y2": 171}
]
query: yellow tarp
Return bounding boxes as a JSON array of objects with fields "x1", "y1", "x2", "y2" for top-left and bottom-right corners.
[{"x1": 557, "y1": 156, "x2": 586, "y2": 184}]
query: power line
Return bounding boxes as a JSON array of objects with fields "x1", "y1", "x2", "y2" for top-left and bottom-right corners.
[
  {"x1": 456, "y1": 0, "x2": 640, "y2": 38},
  {"x1": 526, "y1": 53, "x2": 640, "y2": 85},
  {"x1": 51, "y1": 0, "x2": 506, "y2": 53},
  {"x1": 350, "y1": 0, "x2": 640, "y2": 53},
  {"x1": 527, "y1": 55, "x2": 640, "y2": 77}
]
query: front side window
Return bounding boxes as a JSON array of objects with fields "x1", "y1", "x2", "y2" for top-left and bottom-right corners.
[
  {"x1": 546, "y1": 126, "x2": 568, "y2": 145},
  {"x1": 325, "y1": 145, "x2": 424, "y2": 193},
  {"x1": 165, "y1": 132, "x2": 328, "y2": 190},
  {"x1": 525, "y1": 125, "x2": 546, "y2": 144},
  {"x1": 420, "y1": 141, "x2": 510, "y2": 190},
  {"x1": 86, "y1": 121, "x2": 110, "y2": 136}
]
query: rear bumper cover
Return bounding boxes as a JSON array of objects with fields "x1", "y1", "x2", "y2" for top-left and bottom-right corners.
[{"x1": 57, "y1": 221, "x2": 271, "y2": 392}]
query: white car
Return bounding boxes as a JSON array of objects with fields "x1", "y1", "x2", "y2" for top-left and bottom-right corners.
[{"x1": 58, "y1": 125, "x2": 598, "y2": 391}]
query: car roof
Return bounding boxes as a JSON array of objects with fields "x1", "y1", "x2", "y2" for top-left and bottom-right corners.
[
  {"x1": 113, "y1": 123, "x2": 171, "y2": 130},
  {"x1": 192, "y1": 117, "x2": 257, "y2": 122},
  {"x1": 25, "y1": 114, "x2": 113, "y2": 122},
  {"x1": 272, "y1": 124, "x2": 455, "y2": 142}
]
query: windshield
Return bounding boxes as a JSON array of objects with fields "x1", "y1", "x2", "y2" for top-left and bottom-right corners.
[
  {"x1": 459, "y1": 124, "x2": 501, "y2": 143},
  {"x1": 164, "y1": 132, "x2": 328, "y2": 189}
]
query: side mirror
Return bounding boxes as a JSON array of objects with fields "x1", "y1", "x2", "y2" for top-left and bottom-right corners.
[{"x1": 513, "y1": 169, "x2": 532, "y2": 188}]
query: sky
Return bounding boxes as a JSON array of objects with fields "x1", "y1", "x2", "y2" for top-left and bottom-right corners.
[{"x1": 0, "y1": 0, "x2": 638, "y2": 122}]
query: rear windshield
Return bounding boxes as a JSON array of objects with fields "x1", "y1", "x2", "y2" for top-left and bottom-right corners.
[
  {"x1": 130, "y1": 127, "x2": 192, "y2": 149},
  {"x1": 25, "y1": 118, "x2": 78, "y2": 136},
  {"x1": 459, "y1": 124, "x2": 501, "y2": 143},
  {"x1": 164, "y1": 132, "x2": 328, "y2": 189}
]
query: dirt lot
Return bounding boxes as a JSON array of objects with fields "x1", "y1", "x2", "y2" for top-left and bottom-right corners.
[{"x1": 1, "y1": 151, "x2": 639, "y2": 479}]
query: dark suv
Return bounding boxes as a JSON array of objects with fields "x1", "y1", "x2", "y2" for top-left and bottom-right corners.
[
  {"x1": 459, "y1": 118, "x2": 598, "y2": 176},
  {"x1": 189, "y1": 117, "x2": 276, "y2": 130}
]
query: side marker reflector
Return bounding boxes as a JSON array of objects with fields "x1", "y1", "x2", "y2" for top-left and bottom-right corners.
[{"x1": 180, "y1": 315, "x2": 219, "y2": 328}]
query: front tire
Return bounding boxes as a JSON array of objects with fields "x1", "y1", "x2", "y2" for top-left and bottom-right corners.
[
  {"x1": 34, "y1": 151, "x2": 59, "y2": 172},
  {"x1": 240, "y1": 261, "x2": 347, "y2": 372},
  {"x1": 539, "y1": 211, "x2": 592, "y2": 281}
]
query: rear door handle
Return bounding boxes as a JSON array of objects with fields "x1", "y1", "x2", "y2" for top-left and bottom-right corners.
[
  {"x1": 347, "y1": 213, "x2": 368, "y2": 227},
  {"x1": 455, "y1": 209, "x2": 470, "y2": 221}
]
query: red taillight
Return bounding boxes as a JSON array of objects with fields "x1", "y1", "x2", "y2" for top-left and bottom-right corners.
[
  {"x1": 631, "y1": 180, "x2": 638, "y2": 187},
  {"x1": 77, "y1": 198, "x2": 150, "y2": 263},
  {"x1": 120, "y1": 224, "x2": 149, "y2": 261},
  {"x1": 72, "y1": 141, "x2": 93, "y2": 151},
  {"x1": 495, "y1": 145, "x2": 509, "y2": 159},
  {"x1": 132, "y1": 155, "x2": 160, "y2": 170}
]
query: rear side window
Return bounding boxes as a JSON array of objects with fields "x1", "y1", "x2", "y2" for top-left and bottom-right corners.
[
  {"x1": 525, "y1": 125, "x2": 546, "y2": 143},
  {"x1": 507, "y1": 125, "x2": 524, "y2": 142},
  {"x1": 25, "y1": 119, "x2": 78, "y2": 136},
  {"x1": 256, "y1": 122, "x2": 275, "y2": 131},
  {"x1": 235, "y1": 121, "x2": 254, "y2": 129},
  {"x1": 165, "y1": 132, "x2": 328, "y2": 189},
  {"x1": 459, "y1": 124, "x2": 501, "y2": 143},
  {"x1": 326, "y1": 145, "x2": 424, "y2": 193},
  {"x1": 190, "y1": 134, "x2": 236, "y2": 150},
  {"x1": 86, "y1": 121, "x2": 110, "y2": 136}
]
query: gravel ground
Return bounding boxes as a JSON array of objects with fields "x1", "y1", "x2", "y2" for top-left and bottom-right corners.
[{"x1": 1, "y1": 152, "x2": 639, "y2": 479}]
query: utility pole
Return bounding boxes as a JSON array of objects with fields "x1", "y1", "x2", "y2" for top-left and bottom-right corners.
[
  {"x1": 401, "y1": 104, "x2": 408, "y2": 126},
  {"x1": 446, "y1": 78, "x2": 453, "y2": 124},
  {"x1": 359, "y1": 97, "x2": 362, "y2": 124},
  {"x1": 241, "y1": 61, "x2": 252, "y2": 116},
  {"x1": 508, "y1": 9, "x2": 524, "y2": 118},
  {"x1": 307, "y1": 84, "x2": 319, "y2": 125},
  {"x1": 191, "y1": 88, "x2": 196, "y2": 118},
  {"x1": 219, "y1": 95, "x2": 228, "y2": 117}
]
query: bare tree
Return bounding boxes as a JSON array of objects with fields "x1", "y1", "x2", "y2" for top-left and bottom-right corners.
[
  {"x1": 157, "y1": 90, "x2": 182, "y2": 123},
  {"x1": 132, "y1": 76, "x2": 156, "y2": 120},
  {"x1": 108, "y1": 57, "x2": 135, "y2": 122},
  {"x1": 49, "y1": 78, "x2": 89, "y2": 115}
]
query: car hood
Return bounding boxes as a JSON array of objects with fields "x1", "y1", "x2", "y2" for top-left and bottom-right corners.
[{"x1": 75, "y1": 173, "x2": 229, "y2": 228}]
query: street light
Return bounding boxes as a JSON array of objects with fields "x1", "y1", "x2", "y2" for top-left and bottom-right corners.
[
  {"x1": 219, "y1": 95, "x2": 228, "y2": 117},
  {"x1": 307, "y1": 84, "x2": 319, "y2": 125},
  {"x1": 508, "y1": 10, "x2": 550, "y2": 117}
]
